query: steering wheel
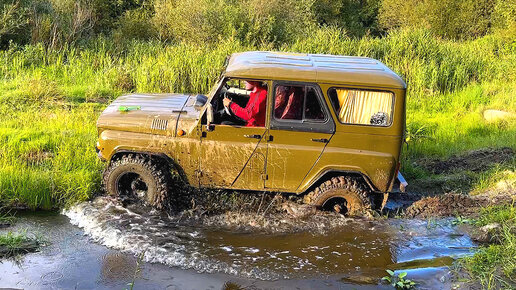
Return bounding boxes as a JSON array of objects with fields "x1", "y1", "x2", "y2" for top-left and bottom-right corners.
[{"x1": 222, "y1": 91, "x2": 232, "y2": 115}]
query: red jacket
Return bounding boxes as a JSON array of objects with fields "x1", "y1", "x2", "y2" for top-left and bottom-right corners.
[{"x1": 230, "y1": 88, "x2": 267, "y2": 127}]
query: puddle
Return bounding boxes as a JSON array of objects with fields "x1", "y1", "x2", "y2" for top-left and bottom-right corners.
[{"x1": 0, "y1": 197, "x2": 477, "y2": 289}]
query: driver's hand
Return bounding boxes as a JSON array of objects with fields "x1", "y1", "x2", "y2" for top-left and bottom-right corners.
[{"x1": 223, "y1": 97, "x2": 232, "y2": 108}]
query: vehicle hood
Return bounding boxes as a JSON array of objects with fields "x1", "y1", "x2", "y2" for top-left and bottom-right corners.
[{"x1": 97, "y1": 93, "x2": 202, "y2": 136}]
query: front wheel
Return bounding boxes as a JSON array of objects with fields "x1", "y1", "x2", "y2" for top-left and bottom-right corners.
[
  {"x1": 103, "y1": 154, "x2": 171, "y2": 209},
  {"x1": 303, "y1": 176, "x2": 372, "y2": 216}
]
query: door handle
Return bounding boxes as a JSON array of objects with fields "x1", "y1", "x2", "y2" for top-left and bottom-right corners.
[
  {"x1": 311, "y1": 138, "x2": 329, "y2": 143},
  {"x1": 244, "y1": 134, "x2": 262, "y2": 139}
]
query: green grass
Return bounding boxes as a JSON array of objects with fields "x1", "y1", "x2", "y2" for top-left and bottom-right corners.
[
  {"x1": 0, "y1": 230, "x2": 40, "y2": 258},
  {"x1": 0, "y1": 103, "x2": 103, "y2": 209},
  {"x1": 0, "y1": 28, "x2": 514, "y2": 210},
  {"x1": 0, "y1": 207, "x2": 15, "y2": 226},
  {"x1": 459, "y1": 205, "x2": 516, "y2": 289}
]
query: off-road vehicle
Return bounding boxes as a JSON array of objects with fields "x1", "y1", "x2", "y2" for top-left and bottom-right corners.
[{"x1": 96, "y1": 51, "x2": 407, "y2": 215}]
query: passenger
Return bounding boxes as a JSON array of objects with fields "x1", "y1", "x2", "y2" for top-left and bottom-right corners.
[
  {"x1": 274, "y1": 86, "x2": 289, "y2": 118},
  {"x1": 223, "y1": 81, "x2": 267, "y2": 127},
  {"x1": 280, "y1": 86, "x2": 304, "y2": 120}
]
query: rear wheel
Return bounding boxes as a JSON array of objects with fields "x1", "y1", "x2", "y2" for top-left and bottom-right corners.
[
  {"x1": 103, "y1": 154, "x2": 171, "y2": 209},
  {"x1": 303, "y1": 176, "x2": 372, "y2": 216}
]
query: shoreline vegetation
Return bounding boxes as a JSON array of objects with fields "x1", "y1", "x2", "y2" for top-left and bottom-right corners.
[
  {"x1": 1, "y1": 0, "x2": 515, "y2": 288},
  {"x1": 1, "y1": 30, "x2": 514, "y2": 209}
]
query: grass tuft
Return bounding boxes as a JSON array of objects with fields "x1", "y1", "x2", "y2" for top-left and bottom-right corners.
[
  {"x1": 459, "y1": 205, "x2": 516, "y2": 289},
  {"x1": 0, "y1": 231, "x2": 41, "y2": 259}
]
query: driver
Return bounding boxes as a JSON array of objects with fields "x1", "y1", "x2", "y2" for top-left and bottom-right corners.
[{"x1": 223, "y1": 81, "x2": 267, "y2": 127}]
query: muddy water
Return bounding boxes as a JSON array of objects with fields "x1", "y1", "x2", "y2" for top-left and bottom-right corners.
[{"x1": 0, "y1": 197, "x2": 477, "y2": 289}]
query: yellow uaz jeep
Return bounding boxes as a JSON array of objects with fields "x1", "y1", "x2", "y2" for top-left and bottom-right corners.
[{"x1": 96, "y1": 51, "x2": 407, "y2": 215}]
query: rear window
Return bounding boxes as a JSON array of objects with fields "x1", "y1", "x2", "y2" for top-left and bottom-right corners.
[{"x1": 328, "y1": 88, "x2": 394, "y2": 126}]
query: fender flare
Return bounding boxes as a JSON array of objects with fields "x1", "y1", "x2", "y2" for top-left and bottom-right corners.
[
  {"x1": 109, "y1": 150, "x2": 191, "y2": 186},
  {"x1": 300, "y1": 169, "x2": 379, "y2": 195}
]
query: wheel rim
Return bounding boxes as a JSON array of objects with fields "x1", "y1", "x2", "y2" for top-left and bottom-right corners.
[
  {"x1": 116, "y1": 172, "x2": 149, "y2": 201},
  {"x1": 321, "y1": 197, "x2": 349, "y2": 215}
]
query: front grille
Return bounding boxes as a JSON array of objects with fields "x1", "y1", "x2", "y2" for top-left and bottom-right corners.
[{"x1": 151, "y1": 119, "x2": 168, "y2": 131}]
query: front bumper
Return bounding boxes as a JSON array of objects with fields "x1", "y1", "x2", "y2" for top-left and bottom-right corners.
[{"x1": 95, "y1": 142, "x2": 105, "y2": 161}]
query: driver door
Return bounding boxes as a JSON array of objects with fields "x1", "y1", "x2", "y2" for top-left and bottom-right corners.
[
  {"x1": 198, "y1": 79, "x2": 270, "y2": 190},
  {"x1": 199, "y1": 125, "x2": 267, "y2": 189}
]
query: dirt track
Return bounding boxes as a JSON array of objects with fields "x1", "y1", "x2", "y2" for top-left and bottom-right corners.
[{"x1": 399, "y1": 147, "x2": 515, "y2": 218}]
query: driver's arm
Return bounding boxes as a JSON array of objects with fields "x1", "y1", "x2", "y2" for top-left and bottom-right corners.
[{"x1": 229, "y1": 90, "x2": 267, "y2": 122}]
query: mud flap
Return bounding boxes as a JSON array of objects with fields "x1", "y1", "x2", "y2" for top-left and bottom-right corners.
[
  {"x1": 398, "y1": 172, "x2": 408, "y2": 192},
  {"x1": 381, "y1": 192, "x2": 389, "y2": 211}
]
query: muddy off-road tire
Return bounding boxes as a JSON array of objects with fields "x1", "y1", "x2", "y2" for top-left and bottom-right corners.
[
  {"x1": 303, "y1": 176, "x2": 372, "y2": 216},
  {"x1": 103, "y1": 154, "x2": 171, "y2": 209}
]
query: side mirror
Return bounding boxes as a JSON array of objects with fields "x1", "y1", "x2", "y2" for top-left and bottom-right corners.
[{"x1": 194, "y1": 94, "x2": 208, "y2": 110}]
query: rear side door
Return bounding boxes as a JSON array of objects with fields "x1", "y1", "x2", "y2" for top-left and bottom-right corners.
[{"x1": 266, "y1": 82, "x2": 335, "y2": 192}]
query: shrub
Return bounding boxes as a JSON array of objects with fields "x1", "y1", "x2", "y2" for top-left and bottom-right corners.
[
  {"x1": 312, "y1": 0, "x2": 381, "y2": 37},
  {"x1": 0, "y1": 0, "x2": 31, "y2": 49},
  {"x1": 492, "y1": 0, "x2": 516, "y2": 42},
  {"x1": 379, "y1": 0, "x2": 497, "y2": 39},
  {"x1": 114, "y1": 8, "x2": 157, "y2": 41},
  {"x1": 29, "y1": 0, "x2": 97, "y2": 48},
  {"x1": 241, "y1": 0, "x2": 316, "y2": 44},
  {"x1": 153, "y1": 0, "x2": 243, "y2": 43},
  {"x1": 152, "y1": 0, "x2": 316, "y2": 44}
]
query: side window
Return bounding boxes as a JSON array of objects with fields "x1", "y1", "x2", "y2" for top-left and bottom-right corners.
[
  {"x1": 304, "y1": 87, "x2": 324, "y2": 120},
  {"x1": 274, "y1": 85, "x2": 325, "y2": 122},
  {"x1": 225, "y1": 79, "x2": 250, "y2": 97},
  {"x1": 328, "y1": 88, "x2": 394, "y2": 126}
]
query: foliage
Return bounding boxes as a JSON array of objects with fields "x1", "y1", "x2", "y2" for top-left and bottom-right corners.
[
  {"x1": 459, "y1": 205, "x2": 516, "y2": 289},
  {"x1": 125, "y1": 251, "x2": 145, "y2": 290},
  {"x1": 0, "y1": 206, "x2": 15, "y2": 226},
  {"x1": 152, "y1": 0, "x2": 316, "y2": 44},
  {"x1": 115, "y1": 7, "x2": 157, "y2": 41},
  {"x1": 313, "y1": 0, "x2": 381, "y2": 36},
  {"x1": 0, "y1": 230, "x2": 41, "y2": 258},
  {"x1": 0, "y1": 0, "x2": 31, "y2": 48},
  {"x1": 379, "y1": 0, "x2": 499, "y2": 39},
  {"x1": 152, "y1": 0, "x2": 241, "y2": 43},
  {"x1": 382, "y1": 270, "x2": 416, "y2": 289},
  {"x1": 1, "y1": 0, "x2": 515, "y2": 48}
]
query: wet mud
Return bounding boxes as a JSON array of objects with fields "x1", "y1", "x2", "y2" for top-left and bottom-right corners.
[
  {"x1": 403, "y1": 193, "x2": 485, "y2": 218},
  {"x1": 394, "y1": 191, "x2": 515, "y2": 219},
  {"x1": 417, "y1": 147, "x2": 514, "y2": 175}
]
